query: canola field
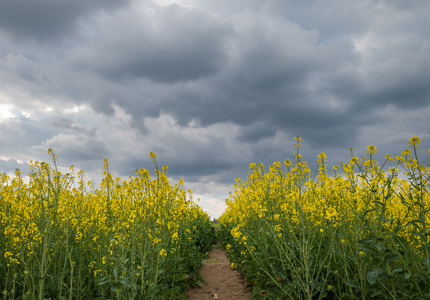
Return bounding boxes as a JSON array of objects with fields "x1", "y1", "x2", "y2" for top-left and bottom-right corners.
[
  {"x1": 1, "y1": 137, "x2": 430, "y2": 299},
  {"x1": 219, "y1": 136, "x2": 430, "y2": 299},
  {"x1": 0, "y1": 151, "x2": 215, "y2": 299}
]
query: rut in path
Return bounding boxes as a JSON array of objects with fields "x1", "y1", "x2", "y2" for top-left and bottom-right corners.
[{"x1": 186, "y1": 241, "x2": 250, "y2": 300}]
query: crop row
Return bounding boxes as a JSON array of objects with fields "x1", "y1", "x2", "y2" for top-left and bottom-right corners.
[
  {"x1": 219, "y1": 136, "x2": 430, "y2": 299},
  {"x1": 0, "y1": 151, "x2": 215, "y2": 300}
]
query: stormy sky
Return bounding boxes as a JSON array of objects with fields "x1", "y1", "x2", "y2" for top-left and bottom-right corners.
[{"x1": 1, "y1": 0, "x2": 429, "y2": 218}]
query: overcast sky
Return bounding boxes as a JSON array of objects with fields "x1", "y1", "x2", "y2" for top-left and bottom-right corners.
[{"x1": 1, "y1": 0, "x2": 429, "y2": 218}]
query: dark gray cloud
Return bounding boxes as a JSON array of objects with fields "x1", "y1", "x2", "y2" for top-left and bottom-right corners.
[
  {"x1": 0, "y1": 0, "x2": 130, "y2": 41},
  {"x1": 1, "y1": 0, "x2": 430, "y2": 217},
  {"x1": 273, "y1": 0, "x2": 373, "y2": 42},
  {"x1": 237, "y1": 121, "x2": 278, "y2": 143},
  {"x1": 0, "y1": 114, "x2": 53, "y2": 155},
  {"x1": 91, "y1": 4, "x2": 232, "y2": 83}
]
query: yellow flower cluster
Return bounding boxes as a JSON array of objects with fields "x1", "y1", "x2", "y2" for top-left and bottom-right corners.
[
  {"x1": 219, "y1": 136, "x2": 430, "y2": 298},
  {"x1": 0, "y1": 150, "x2": 213, "y2": 298},
  {"x1": 222, "y1": 136, "x2": 430, "y2": 249}
]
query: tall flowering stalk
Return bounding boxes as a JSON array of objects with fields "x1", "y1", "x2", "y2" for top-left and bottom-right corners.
[
  {"x1": 220, "y1": 136, "x2": 430, "y2": 299},
  {"x1": 0, "y1": 152, "x2": 215, "y2": 299}
]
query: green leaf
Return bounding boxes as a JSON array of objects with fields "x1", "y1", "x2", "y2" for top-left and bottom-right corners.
[
  {"x1": 367, "y1": 269, "x2": 384, "y2": 285},
  {"x1": 390, "y1": 267, "x2": 403, "y2": 275},
  {"x1": 375, "y1": 243, "x2": 384, "y2": 251},
  {"x1": 119, "y1": 278, "x2": 134, "y2": 289},
  {"x1": 403, "y1": 219, "x2": 421, "y2": 230},
  {"x1": 344, "y1": 281, "x2": 359, "y2": 289},
  {"x1": 370, "y1": 289, "x2": 384, "y2": 297},
  {"x1": 359, "y1": 243, "x2": 379, "y2": 255},
  {"x1": 384, "y1": 251, "x2": 399, "y2": 263},
  {"x1": 358, "y1": 238, "x2": 374, "y2": 244},
  {"x1": 98, "y1": 276, "x2": 113, "y2": 286}
]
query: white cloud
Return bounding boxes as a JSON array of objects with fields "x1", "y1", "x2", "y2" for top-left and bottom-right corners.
[{"x1": 0, "y1": 104, "x2": 14, "y2": 121}]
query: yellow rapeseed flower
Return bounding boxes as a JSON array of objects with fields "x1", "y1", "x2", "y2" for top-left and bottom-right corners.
[{"x1": 366, "y1": 145, "x2": 377, "y2": 154}]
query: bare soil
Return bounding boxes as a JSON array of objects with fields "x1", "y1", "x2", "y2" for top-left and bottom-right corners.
[{"x1": 186, "y1": 242, "x2": 250, "y2": 300}]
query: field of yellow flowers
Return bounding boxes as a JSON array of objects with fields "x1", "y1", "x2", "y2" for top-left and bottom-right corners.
[
  {"x1": 0, "y1": 151, "x2": 215, "y2": 300},
  {"x1": 219, "y1": 136, "x2": 430, "y2": 299}
]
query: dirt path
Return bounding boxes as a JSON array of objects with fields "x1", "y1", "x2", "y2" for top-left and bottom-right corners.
[{"x1": 186, "y1": 242, "x2": 250, "y2": 300}]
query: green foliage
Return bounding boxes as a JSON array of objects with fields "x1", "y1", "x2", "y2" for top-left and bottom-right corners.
[
  {"x1": 0, "y1": 151, "x2": 215, "y2": 299},
  {"x1": 219, "y1": 137, "x2": 430, "y2": 299}
]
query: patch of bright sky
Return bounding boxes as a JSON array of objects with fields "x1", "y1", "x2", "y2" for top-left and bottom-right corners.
[
  {"x1": 352, "y1": 31, "x2": 381, "y2": 57},
  {"x1": 0, "y1": 104, "x2": 15, "y2": 121},
  {"x1": 0, "y1": 103, "x2": 31, "y2": 121},
  {"x1": 45, "y1": 104, "x2": 87, "y2": 114},
  {"x1": 0, "y1": 155, "x2": 25, "y2": 164},
  {"x1": 65, "y1": 105, "x2": 86, "y2": 114},
  {"x1": 197, "y1": 195, "x2": 227, "y2": 219}
]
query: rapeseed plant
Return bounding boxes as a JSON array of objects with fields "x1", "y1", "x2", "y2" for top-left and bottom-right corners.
[
  {"x1": 0, "y1": 151, "x2": 215, "y2": 299},
  {"x1": 220, "y1": 136, "x2": 430, "y2": 299}
]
